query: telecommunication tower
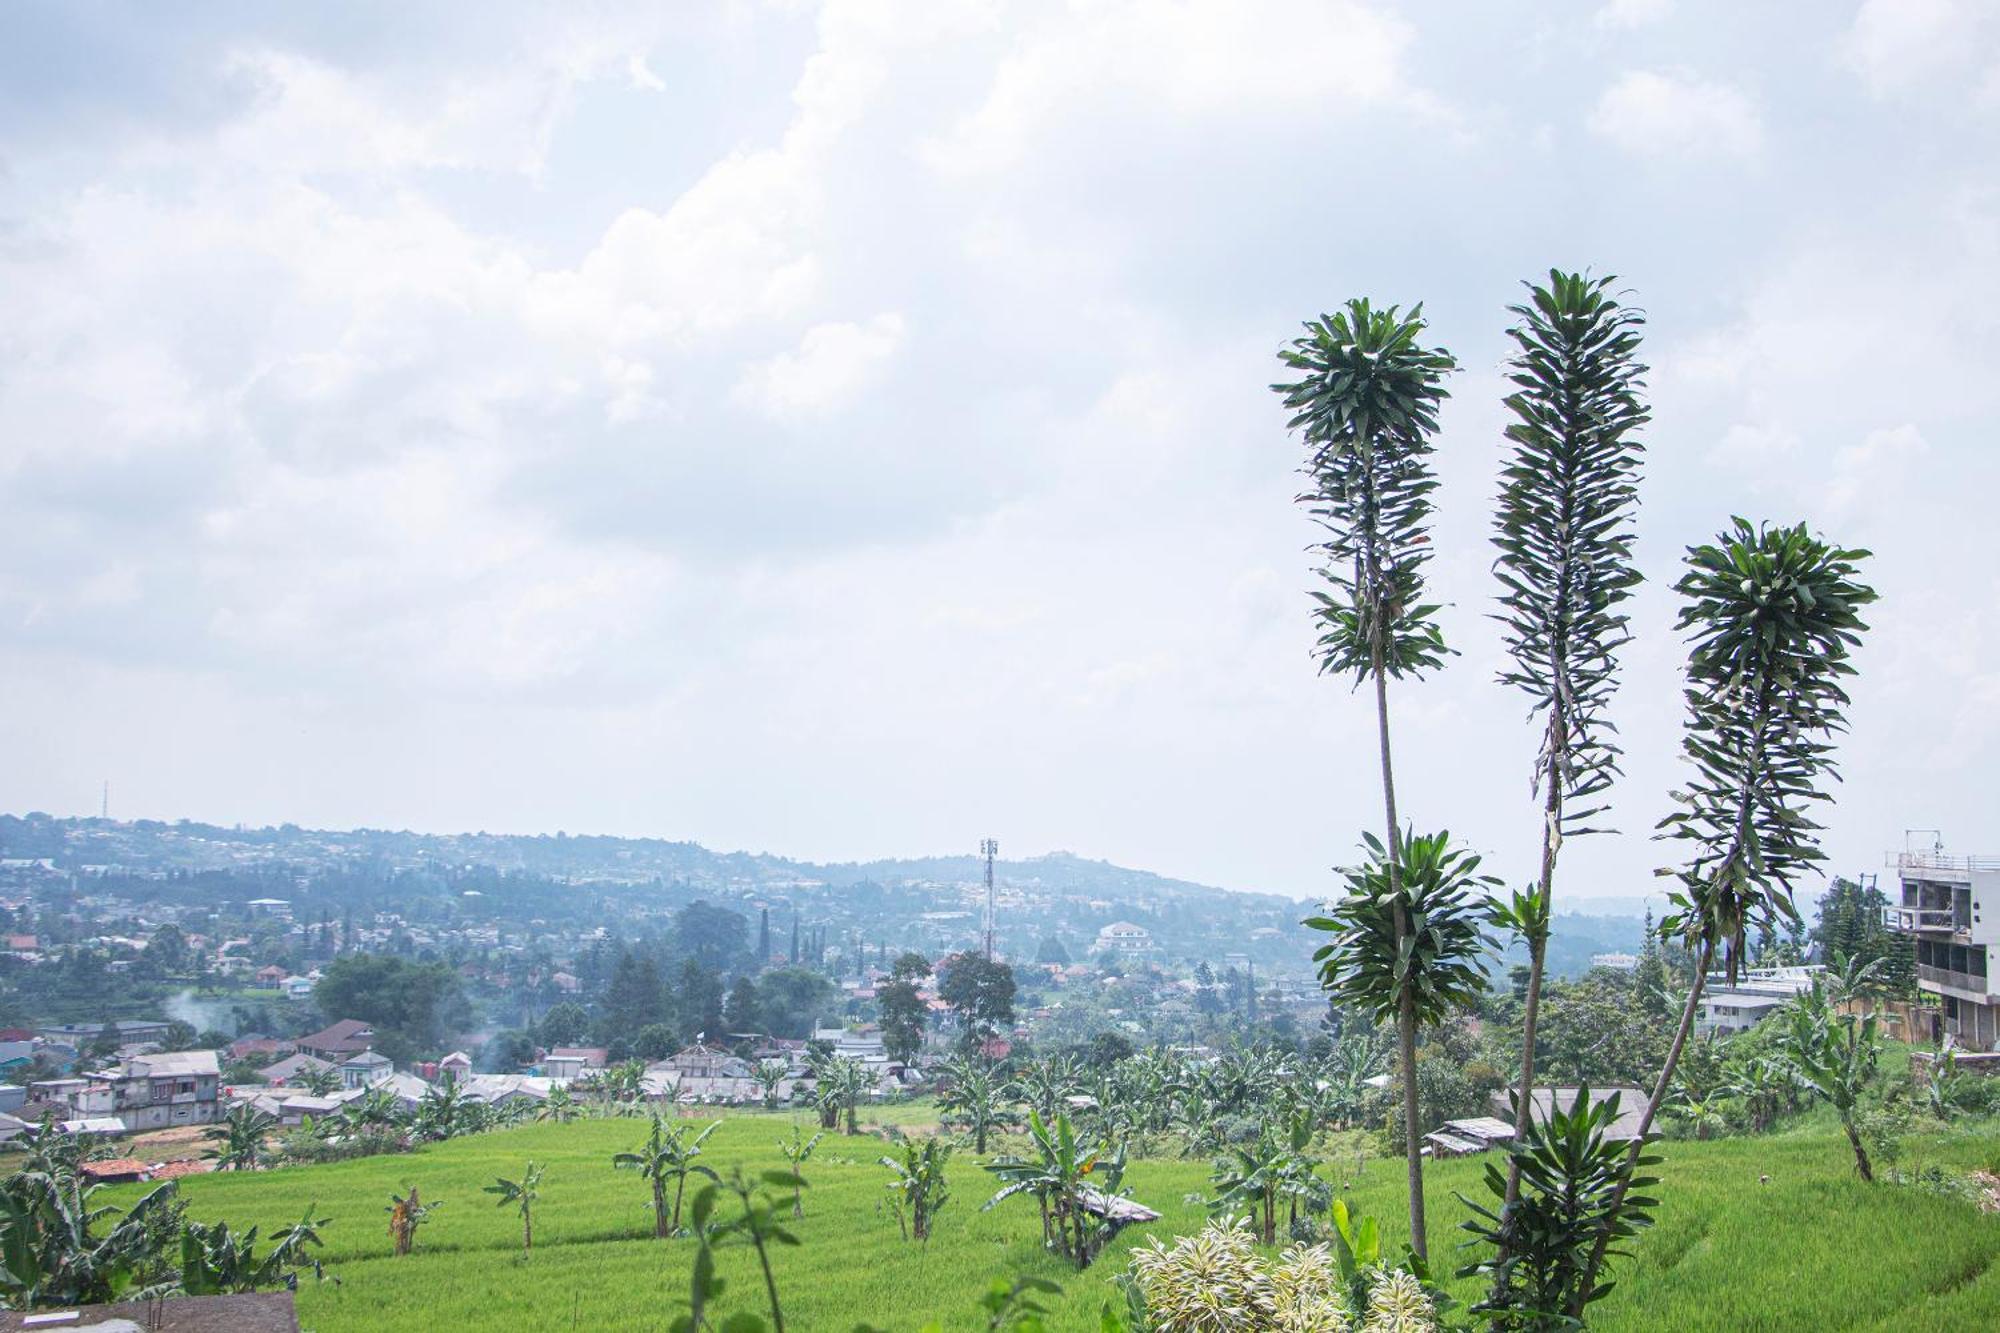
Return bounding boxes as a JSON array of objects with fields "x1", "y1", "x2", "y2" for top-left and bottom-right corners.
[{"x1": 980, "y1": 838, "x2": 999, "y2": 958}]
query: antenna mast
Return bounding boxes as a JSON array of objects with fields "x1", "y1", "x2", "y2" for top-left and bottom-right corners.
[{"x1": 980, "y1": 838, "x2": 999, "y2": 958}]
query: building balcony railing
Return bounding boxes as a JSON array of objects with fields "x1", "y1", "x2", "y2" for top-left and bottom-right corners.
[
  {"x1": 1917, "y1": 963, "x2": 1993, "y2": 999},
  {"x1": 1882, "y1": 905, "x2": 1966, "y2": 935},
  {"x1": 1893, "y1": 851, "x2": 2000, "y2": 874}
]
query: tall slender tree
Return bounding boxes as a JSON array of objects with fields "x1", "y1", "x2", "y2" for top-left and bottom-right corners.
[
  {"x1": 1571, "y1": 519, "x2": 1875, "y2": 1313},
  {"x1": 1276, "y1": 297, "x2": 1455, "y2": 1258},
  {"x1": 1487, "y1": 271, "x2": 1649, "y2": 1274}
]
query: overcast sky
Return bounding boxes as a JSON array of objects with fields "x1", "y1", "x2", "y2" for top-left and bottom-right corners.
[{"x1": 3, "y1": 1, "x2": 1996, "y2": 905}]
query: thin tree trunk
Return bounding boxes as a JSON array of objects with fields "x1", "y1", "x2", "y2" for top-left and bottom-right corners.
[
  {"x1": 1570, "y1": 937, "x2": 1712, "y2": 1317},
  {"x1": 1372, "y1": 660, "x2": 1426, "y2": 1262},
  {"x1": 654, "y1": 1179, "x2": 669, "y2": 1239},
  {"x1": 1492, "y1": 744, "x2": 1563, "y2": 1301},
  {"x1": 1843, "y1": 1116, "x2": 1874, "y2": 1182}
]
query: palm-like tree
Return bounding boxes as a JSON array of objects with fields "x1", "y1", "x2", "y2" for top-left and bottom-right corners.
[
  {"x1": 1572, "y1": 520, "x2": 1875, "y2": 1313},
  {"x1": 1307, "y1": 831, "x2": 1497, "y2": 1134},
  {"x1": 1488, "y1": 270, "x2": 1649, "y2": 1275},
  {"x1": 938, "y1": 1057, "x2": 1014, "y2": 1154},
  {"x1": 1275, "y1": 298, "x2": 1456, "y2": 1259},
  {"x1": 1670, "y1": 1083, "x2": 1738, "y2": 1141},
  {"x1": 613, "y1": 1115, "x2": 720, "y2": 1237},
  {"x1": 536, "y1": 1084, "x2": 581, "y2": 1123},
  {"x1": 981, "y1": 1110, "x2": 1130, "y2": 1270},
  {"x1": 483, "y1": 1160, "x2": 545, "y2": 1254},
  {"x1": 341, "y1": 1087, "x2": 400, "y2": 1135},
  {"x1": 386, "y1": 1186, "x2": 440, "y2": 1257},
  {"x1": 0, "y1": 1127, "x2": 181, "y2": 1307},
  {"x1": 204, "y1": 1103, "x2": 277, "y2": 1172}
]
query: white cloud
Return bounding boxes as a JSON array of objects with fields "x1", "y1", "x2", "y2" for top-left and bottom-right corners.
[
  {"x1": 1824, "y1": 423, "x2": 1928, "y2": 517},
  {"x1": 626, "y1": 54, "x2": 667, "y2": 93},
  {"x1": 1595, "y1": 0, "x2": 1672, "y2": 31},
  {"x1": 928, "y1": 0, "x2": 1423, "y2": 175},
  {"x1": 1588, "y1": 69, "x2": 1763, "y2": 160},
  {"x1": 1838, "y1": 0, "x2": 1986, "y2": 98},
  {"x1": 733, "y1": 313, "x2": 907, "y2": 422}
]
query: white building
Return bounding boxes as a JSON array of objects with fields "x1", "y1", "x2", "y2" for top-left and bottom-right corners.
[
  {"x1": 1091, "y1": 922, "x2": 1155, "y2": 956},
  {"x1": 1883, "y1": 848, "x2": 1997, "y2": 1050},
  {"x1": 1699, "y1": 965, "x2": 1821, "y2": 1036},
  {"x1": 1591, "y1": 951, "x2": 1639, "y2": 972}
]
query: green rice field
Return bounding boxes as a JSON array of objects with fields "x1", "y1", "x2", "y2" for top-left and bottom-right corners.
[{"x1": 105, "y1": 1109, "x2": 2000, "y2": 1331}]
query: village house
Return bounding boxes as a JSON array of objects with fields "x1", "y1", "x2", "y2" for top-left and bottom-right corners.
[
  {"x1": 543, "y1": 1046, "x2": 608, "y2": 1081},
  {"x1": 340, "y1": 1050, "x2": 394, "y2": 1089},
  {"x1": 295, "y1": 1019, "x2": 376, "y2": 1062},
  {"x1": 31, "y1": 1049, "x2": 221, "y2": 1133}
]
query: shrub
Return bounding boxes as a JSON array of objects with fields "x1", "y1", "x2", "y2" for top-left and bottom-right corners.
[{"x1": 1127, "y1": 1219, "x2": 1438, "y2": 1333}]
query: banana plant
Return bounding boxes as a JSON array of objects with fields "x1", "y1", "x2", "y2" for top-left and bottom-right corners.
[
  {"x1": 776, "y1": 1124, "x2": 824, "y2": 1218},
  {"x1": 982, "y1": 1110, "x2": 1131, "y2": 1270},
  {"x1": 879, "y1": 1136, "x2": 953, "y2": 1243},
  {"x1": 939, "y1": 1057, "x2": 1016, "y2": 1154},
  {"x1": 1780, "y1": 983, "x2": 1882, "y2": 1181},
  {"x1": 483, "y1": 1160, "x2": 545, "y2": 1254},
  {"x1": 614, "y1": 1115, "x2": 720, "y2": 1237},
  {"x1": 204, "y1": 1103, "x2": 277, "y2": 1172},
  {"x1": 181, "y1": 1206, "x2": 332, "y2": 1293}
]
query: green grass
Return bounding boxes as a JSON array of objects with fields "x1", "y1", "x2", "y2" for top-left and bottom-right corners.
[{"x1": 104, "y1": 1112, "x2": 2000, "y2": 1332}]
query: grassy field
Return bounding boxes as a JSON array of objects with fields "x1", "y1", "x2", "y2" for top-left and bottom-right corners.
[{"x1": 104, "y1": 1108, "x2": 2000, "y2": 1332}]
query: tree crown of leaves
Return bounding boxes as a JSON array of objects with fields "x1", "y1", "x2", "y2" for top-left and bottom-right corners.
[
  {"x1": 1275, "y1": 298, "x2": 1456, "y2": 682},
  {"x1": 1306, "y1": 829, "x2": 1498, "y2": 1026},
  {"x1": 1492, "y1": 270, "x2": 1649, "y2": 834},
  {"x1": 1655, "y1": 519, "x2": 1875, "y2": 975}
]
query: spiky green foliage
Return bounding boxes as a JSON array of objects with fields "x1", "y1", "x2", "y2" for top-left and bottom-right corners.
[
  {"x1": 1487, "y1": 270, "x2": 1650, "y2": 1293},
  {"x1": 1574, "y1": 518, "x2": 1876, "y2": 1313},
  {"x1": 1306, "y1": 831, "x2": 1498, "y2": 1029},
  {"x1": 1492, "y1": 269, "x2": 1648, "y2": 832},
  {"x1": 1275, "y1": 299, "x2": 1456, "y2": 683},
  {"x1": 1656, "y1": 519, "x2": 1876, "y2": 978},
  {"x1": 940, "y1": 1057, "x2": 1017, "y2": 1154},
  {"x1": 1458, "y1": 1088, "x2": 1660, "y2": 1328}
]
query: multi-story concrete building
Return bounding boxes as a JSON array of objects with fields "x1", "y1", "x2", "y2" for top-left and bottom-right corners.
[
  {"x1": 31, "y1": 1050, "x2": 221, "y2": 1132},
  {"x1": 1884, "y1": 849, "x2": 1998, "y2": 1050}
]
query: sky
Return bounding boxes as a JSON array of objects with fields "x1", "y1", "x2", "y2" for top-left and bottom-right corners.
[{"x1": 3, "y1": 0, "x2": 1998, "y2": 906}]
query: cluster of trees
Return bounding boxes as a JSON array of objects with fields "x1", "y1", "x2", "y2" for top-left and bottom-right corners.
[
  {"x1": 1277, "y1": 270, "x2": 1878, "y2": 1327},
  {"x1": 311, "y1": 954, "x2": 470, "y2": 1065}
]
